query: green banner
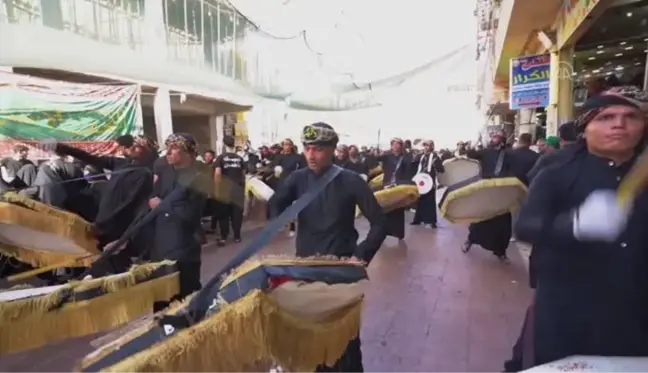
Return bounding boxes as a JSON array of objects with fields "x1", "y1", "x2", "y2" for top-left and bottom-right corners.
[{"x1": 0, "y1": 73, "x2": 142, "y2": 142}]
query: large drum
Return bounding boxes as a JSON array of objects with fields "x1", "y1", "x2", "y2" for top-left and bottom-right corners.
[
  {"x1": 0, "y1": 192, "x2": 98, "y2": 268},
  {"x1": 437, "y1": 157, "x2": 480, "y2": 187},
  {"x1": 438, "y1": 175, "x2": 527, "y2": 224},
  {"x1": 244, "y1": 176, "x2": 274, "y2": 223},
  {"x1": 79, "y1": 256, "x2": 367, "y2": 372},
  {"x1": 356, "y1": 184, "x2": 419, "y2": 217},
  {"x1": 368, "y1": 173, "x2": 383, "y2": 191},
  {"x1": 0, "y1": 261, "x2": 179, "y2": 354}
]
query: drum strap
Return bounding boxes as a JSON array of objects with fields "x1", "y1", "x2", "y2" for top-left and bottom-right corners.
[
  {"x1": 389, "y1": 156, "x2": 404, "y2": 185},
  {"x1": 184, "y1": 164, "x2": 343, "y2": 324},
  {"x1": 494, "y1": 149, "x2": 506, "y2": 176}
]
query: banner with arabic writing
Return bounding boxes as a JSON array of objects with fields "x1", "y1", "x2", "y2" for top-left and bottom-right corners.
[
  {"x1": 0, "y1": 72, "x2": 142, "y2": 157},
  {"x1": 509, "y1": 54, "x2": 551, "y2": 110}
]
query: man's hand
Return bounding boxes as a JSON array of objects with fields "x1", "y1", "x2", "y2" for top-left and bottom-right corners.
[
  {"x1": 346, "y1": 256, "x2": 366, "y2": 265},
  {"x1": 148, "y1": 197, "x2": 161, "y2": 209}
]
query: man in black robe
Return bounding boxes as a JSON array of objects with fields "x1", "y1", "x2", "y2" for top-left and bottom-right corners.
[
  {"x1": 527, "y1": 121, "x2": 578, "y2": 182},
  {"x1": 150, "y1": 133, "x2": 208, "y2": 304},
  {"x1": 378, "y1": 138, "x2": 414, "y2": 240},
  {"x1": 272, "y1": 138, "x2": 305, "y2": 236},
  {"x1": 510, "y1": 133, "x2": 540, "y2": 186},
  {"x1": 344, "y1": 145, "x2": 370, "y2": 180},
  {"x1": 513, "y1": 86, "x2": 648, "y2": 368},
  {"x1": 42, "y1": 135, "x2": 158, "y2": 272},
  {"x1": 462, "y1": 133, "x2": 513, "y2": 263},
  {"x1": 1, "y1": 144, "x2": 37, "y2": 188},
  {"x1": 270, "y1": 122, "x2": 386, "y2": 372},
  {"x1": 411, "y1": 140, "x2": 444, "y2": 228}
]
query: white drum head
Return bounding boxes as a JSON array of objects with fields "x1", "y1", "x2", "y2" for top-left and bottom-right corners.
[
  {"x1": 412, "y1": 173, "x2": 433, "y2": 195},
  {"x1": 246, "y1": 177, "x2": 275, "y2": 201},
  {"x1": 441, "y1": 178, "x2": 527, "y2": 223},
  {"x1": 438, "y1": 158, "x2": 480, "y2": 186},
  {"x1": 359, "y1": 174, "x2": 368, "y2": 182},
  {"x1": 0, "y1": 284, "x2": 64, "y2": 302}
]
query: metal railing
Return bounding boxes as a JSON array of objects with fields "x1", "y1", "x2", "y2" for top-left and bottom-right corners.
[{"x1": 1, "y1": 0, "x2": 255, "y2": 83}]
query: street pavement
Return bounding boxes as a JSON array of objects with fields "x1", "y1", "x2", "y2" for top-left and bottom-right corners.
[{"x1": 0, "y1": 214, "x2": 532, "y2": 372}]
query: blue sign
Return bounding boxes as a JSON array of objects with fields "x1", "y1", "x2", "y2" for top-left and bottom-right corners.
[{"x1": 509, "y1": 54, "x2": 551, "y2": 110}]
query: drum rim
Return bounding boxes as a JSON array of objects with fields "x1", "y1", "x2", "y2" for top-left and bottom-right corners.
[{"x1": 439, "y1": 177, "x2": 527, "y2": 224}]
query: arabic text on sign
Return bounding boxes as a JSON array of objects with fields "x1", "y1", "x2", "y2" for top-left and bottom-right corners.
[{"x1": 513, "y1": 69, "x2": 551, "y2": 85}]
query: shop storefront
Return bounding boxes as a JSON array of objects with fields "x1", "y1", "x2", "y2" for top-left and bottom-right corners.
[{"x1": 546, "y1": 0, "x2": 647, "y2": 135}]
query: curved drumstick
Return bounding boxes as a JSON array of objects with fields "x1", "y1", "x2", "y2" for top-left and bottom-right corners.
[{"x1": 617, "y1": 151, "x2": 648, "y2": 208}]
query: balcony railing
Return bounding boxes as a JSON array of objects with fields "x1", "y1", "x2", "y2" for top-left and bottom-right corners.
[{"x1": 0, "y1": 0, "x2": 260, "y2": 84}]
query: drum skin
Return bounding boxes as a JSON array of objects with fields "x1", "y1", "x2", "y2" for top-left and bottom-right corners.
[
  {"x1": 437, "y1": 158, "x2": 480, "y2": 187},
  {"x1": 356, "y1": 184, "x2": 419, "y2": 217},
  {"x1": 0, "y1": 193, "x2": 99, "y2": 268},
  {"x1": 244, "y1": 176, "x2": 273, "y2": 223},
  {"x1": 438, "y1": 176, "x2": 527, "y2": 224}
]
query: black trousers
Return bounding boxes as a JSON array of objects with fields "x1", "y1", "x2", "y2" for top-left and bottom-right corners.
[
  {"x1": 218, "y1": 203, "x2": 243, "y2": 240},
  {"x1": 153, "y1": 260, "x2": 202, "y2": 312},
  {"x1": 316, "y1": 337, "x2": 364, "y2": 372},
  {"x1": 412, "y1": 190, "x2": 437, "y2": 225}
]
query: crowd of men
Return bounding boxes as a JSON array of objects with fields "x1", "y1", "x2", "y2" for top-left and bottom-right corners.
[{"x1": 1, "y1": 83, "x2": 646, "y2": 372}]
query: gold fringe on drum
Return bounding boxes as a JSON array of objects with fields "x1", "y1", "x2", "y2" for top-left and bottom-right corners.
[
  {"x1": 78, "y1": 255, "x2": 368, "y2": 372},
  {"x1": 356, "y1": 184, "x2": 419, "y2": 217},
  {"x1": 369, "y1": 165, "x2": 383, "y2": 177},
  {"x1": 81, "y1": 290, "x2": 362, "y2": 372},
  {"x1": 0, "y1": 261, "x2": 179, "y2": 354},
  {"x1": 0, "y1": 192, "x2": 98, "y2": 268},
  {"x1": 368, "y1": 173, "x2": 383, "y2": 190}
]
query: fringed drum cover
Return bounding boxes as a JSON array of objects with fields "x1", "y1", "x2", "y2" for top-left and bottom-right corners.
[
  {"x1": 0, "y1": 192, "x2": 98, "y2": 268},
  {"x1": 78, "y1": 256, "x2": 368, "y2": 373},
  {"x1": 437, "y1": 158, "x2": 481, "y2": 187},
  {"x1": 0, "y1": 261, "x2": 179, "y2": 354},
  {"x1": 356, "y1": 184, "x2": 420, "y2": 217},
  {"x1": 368, "y1": 173, "x2": 384, "y2": 191},
  {"x1": 438, "y1": 176, "x2": 527, "y2": 224},
  {"x1": 369, "y1": 165, "x2": 383, "y2": 178}
]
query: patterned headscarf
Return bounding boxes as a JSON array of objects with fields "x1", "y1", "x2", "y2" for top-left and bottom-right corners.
[
  {"x1": 576, "y1": 86, "x2": 648, "y2": 128},
  {"x1": 391, "y1": 137, "x2": 404, "y2": 145},
  {"x1": 165, "y1": 133, "x2": 197, "y2": 154},
  {"x1": 133, "y1": 135, "x2": 158, "y2": 153}
]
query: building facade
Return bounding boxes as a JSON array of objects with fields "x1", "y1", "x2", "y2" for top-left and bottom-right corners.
[
  {"x1": 476, "y1": 0, "x2": 646, "y2": 141},
  {"x1": 0, "y1": 0, "x2": 264, "y2": 152}
]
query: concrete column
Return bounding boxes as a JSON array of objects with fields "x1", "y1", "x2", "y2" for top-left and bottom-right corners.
[
  {"x1": 143, "y1": 0, "x2": 167, "y2": 59},
  {"x1": 546, "y1": 46, "x2": 574, "y2": 136},
  {"x1": 153, "y1": 88, "x2": 173, "y2": 146},
  {"x1": 214, "y1": 115, "x2": 224, "y2": 155},
  {"x1": 208, "y1": 115, "x2": 220, "y2": 153}
]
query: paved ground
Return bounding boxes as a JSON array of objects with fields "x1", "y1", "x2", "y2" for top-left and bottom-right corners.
[{"x1": 0, "y1": 214, "x2": 532, "y2": 372}]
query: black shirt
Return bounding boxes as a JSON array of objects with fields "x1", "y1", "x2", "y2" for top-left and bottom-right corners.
[
  {"x1": 272, "y1": 153, "x2": 305, "y2": 181},
  {"x1": 214, "y1": 152, "x2": 245, "y2": 186},
  {"x1": 270, "y1": 166, "x2": 387, "y2": 262}
]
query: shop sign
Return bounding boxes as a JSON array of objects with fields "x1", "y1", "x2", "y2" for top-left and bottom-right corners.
[
  {"x1": 557, "y1": 0, "x2": 600, "y2": 46},
  {"x1": 509, "y1": 54, "x2": 550, "y2": 110}
]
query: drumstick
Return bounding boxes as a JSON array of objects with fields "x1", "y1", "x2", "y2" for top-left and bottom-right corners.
[
  {"x1": 617, "y1": 149, "x2": 648, "y2": 208},
  {"x1": 6, "y1": 254, "x2": 98, "y2": 282}
]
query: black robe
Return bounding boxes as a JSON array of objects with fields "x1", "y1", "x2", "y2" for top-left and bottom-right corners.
[
  {"x1": 270, "y1": 165, "x2": 387, "y2": 372},
  {"x1": 412, "y1": 152, "x2": 444, "y2": 225},
  {"x1": 516, "y1": 148, "x2": 648, "y2": 366},
  {"x1": 378, "y1": 152, "x2": 414, "y2": 239},
  {"x1": 341, "y1": 158, "x2": 370, "y2": 178},
  {"x1": 465, "y1": 147, "x2": 513, "y2": 256}
]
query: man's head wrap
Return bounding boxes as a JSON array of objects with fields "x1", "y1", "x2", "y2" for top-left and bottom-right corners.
[
  {"x1": 391, "y1": 137, "x2": 404, "y2": 145},
  {"x1": 133, "y1": 135, "x2": 158, "y2": 153},
  {"x1": 165, "y1": 133, "x2": 197, "y2": 154},
  {"x1": 576, "y1": 86, "x2": 648, "y2": 128},
  {"x1": 301, "y1": 122, "x2": 339, "y2": 147}
]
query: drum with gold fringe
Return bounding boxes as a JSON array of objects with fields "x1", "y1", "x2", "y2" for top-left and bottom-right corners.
[
  {"x1": 356, "y1": 184, "x2": 419, "y2": 217},
  {"x1": 78, "y1": 256, "x2": 367, "y2": 373},
  {"x1": 0, "y1": 261, "x2": 180, "y2": 354},
  {"x1": 438, "y1": 175, "x2": 527, "y2": 224},
  {"x1": 0, "y1": 192, "x2": 99, "y2": 269}
]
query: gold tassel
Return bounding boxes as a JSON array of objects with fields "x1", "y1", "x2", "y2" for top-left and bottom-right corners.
[
  {"x1": 92, "y1": 289, "x2": 363, "y2": 372},
  {"x1": 0, "y1": 242, "x2": 95, "y2": 269},
  {"x1": 0, "y1": 262, "x2": 180, "y2": 355},
  {"x1": 0, "y1": 197, "x2": 98, "y2": 267}
]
